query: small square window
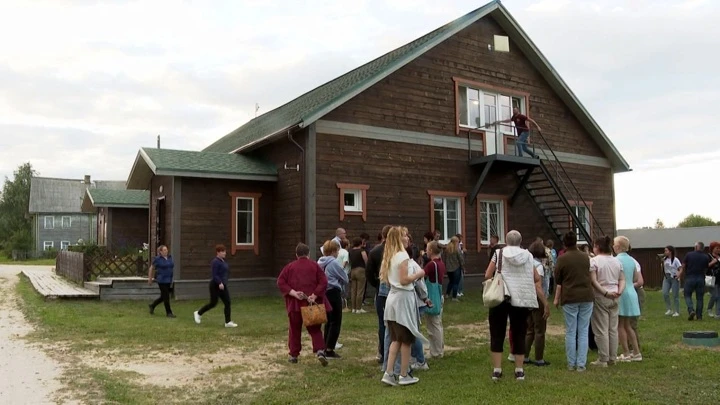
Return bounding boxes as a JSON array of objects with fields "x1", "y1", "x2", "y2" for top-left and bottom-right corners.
[
  {"x1": 43, "y1": 241, "x2": 54, "y2": 250},
  {"x1": 337, "y1": 184, "x2": 369, "y2": 221},
  {"x1": 60, "y1": 241, "x2": 70, "y2": 250},
  {"x1": 343, "y1": 190, "x2": 362, "y2": 212}
]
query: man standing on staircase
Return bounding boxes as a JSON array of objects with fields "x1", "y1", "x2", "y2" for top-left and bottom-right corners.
[{"x1": 487, "y1": 107, "x2": 541, "y2": 158}]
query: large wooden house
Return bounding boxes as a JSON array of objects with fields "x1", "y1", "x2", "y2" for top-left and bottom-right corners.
[{"x1": 126, "y1": 1, "x2": 630, "y2": 298}]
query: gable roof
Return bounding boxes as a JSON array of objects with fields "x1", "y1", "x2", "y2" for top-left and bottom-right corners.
[
  {"x1": 617, "y1": 227, "x2": 720, "y2": 249},
  {"x1": 126, "y1": 147, "x2": 278, "y2": 190},
  {"x1": 81, "y1": 189, "x2": 149, "y2": 212},
  {"x1": 29, "y1": 177, "x2": 126, "y2": 214},
  {"x1": 203, "y1": 0, "x2": 629, "y2": 173}
]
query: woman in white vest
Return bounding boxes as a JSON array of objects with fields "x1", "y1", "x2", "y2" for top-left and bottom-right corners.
[{"x1": 484, "y1": 230, "x2": 549, "y2": 382}]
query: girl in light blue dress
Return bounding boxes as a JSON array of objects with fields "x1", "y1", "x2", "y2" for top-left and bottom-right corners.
[{"x1": 614, "y1": 236, "x2": 641, "y2": 362}]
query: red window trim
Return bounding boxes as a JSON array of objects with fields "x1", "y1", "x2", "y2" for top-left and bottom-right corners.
[
  {"x1": 427, "y1": 190, "x2": 466, "y2": 244},
  {"x1": 452, "y1": 77, "x2": 531, "y2": 138},
  {"x1": 337, "y1": 183, "x2": 369, "y2": 222},
  {"x1": 476, "y1": 194, "x2": 509, "y2": 252},
  {"x1": 229, "y1": 192, "x2": 262, "y2": 255},
  {"x1": 568, "y1": 200, "x2": 594, "y2": 242}
]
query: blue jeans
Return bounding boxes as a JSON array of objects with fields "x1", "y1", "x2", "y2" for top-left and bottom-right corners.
[
  {"x1": 376, "y1": 294, "x2": 387, "y2": 359},
  {"x1": 684, "y1": 277, "x2": 705, "y2": 319},
  {"x1": 562, "y1": 302, "x2": 593, "y2": 368},
  {"x1": 516, "y1": 131, "x2": 536, "y2": 157},
  {"x1": 445, "y1": 269, "x2": 461, "y2": 298},
  {"x1": 662, "y1": 276, "x2": 680, "y2": 313},
  {"x1": 382, "y1": 321, "x2": 425, "y2": 373},
  {"x1": 708, "y1": 285, "x2": 720, "y2": 316},
  {"x1": 542, "y1": 271, "x2": 551, "y2": 299},
  {"x1": 458, "y1": 270, "x2": 464, "y2": 294}
]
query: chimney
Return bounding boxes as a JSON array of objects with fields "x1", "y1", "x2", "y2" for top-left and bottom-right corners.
[{"x1": 84, "y1": 175, "x2": 91, "y2": 185}]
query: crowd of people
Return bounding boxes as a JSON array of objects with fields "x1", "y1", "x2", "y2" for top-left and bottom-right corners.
[{"x1": 143, "y1": 225, "x2": 720, "y2": 385}]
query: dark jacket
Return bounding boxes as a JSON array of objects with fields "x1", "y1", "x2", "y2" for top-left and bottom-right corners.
[
  {"x1": 365, "y1": 242, "x2": 385, "y2": 289},
  {"x1": 211, "y1": 257, "x2": 229, "y2": 285}
]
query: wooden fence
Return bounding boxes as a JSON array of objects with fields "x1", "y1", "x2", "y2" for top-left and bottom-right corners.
[
  {"x1": 56, "y1": 251, "x2": 85, "y2": 283},
  {"x1": 55, "y1": 250, "x2": 148, "y2": 282}
]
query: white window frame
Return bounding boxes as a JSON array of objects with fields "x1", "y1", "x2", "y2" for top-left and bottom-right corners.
[
  {"x1": 458, "y1": 85, "x2": 525, "y2": 136},
  {"x1": 433, "y1": 197, "x2": 462, "y2": 244},
  {"x1": 343, "y1": 189, "x2": 362, "y2": 212},
  {"x1": 43, "y1": 241, "x2": 54, "y2": 250},
  {"x1": 235, "y1": 197, "x2": 254, "y2": 246},
  {"x1": 479, "y1": 200, "x2": 506, "y2": 245},
  {"x1": 44, "y1": 216, "x2": 54, "y2": 229},
  {"x1": 60, "y1": 241, "x2": 70, "y2": 250},
  {"x1": 573, "y1": 205, "x2": 591, "y2": 242},
  {"x1": 61, "y1": 216, "x2": 71, "y2": 228}
]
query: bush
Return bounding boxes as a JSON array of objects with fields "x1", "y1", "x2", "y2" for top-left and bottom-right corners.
[
  {"x1": 43, "y1": 247, "x2": 58, "y2": 259},
  {"x1": 3, "y1": 228, "x2": 33, "y2": 257},
  {"x1": 68, "y1": 242, "x2": 104, "y2": 257}
]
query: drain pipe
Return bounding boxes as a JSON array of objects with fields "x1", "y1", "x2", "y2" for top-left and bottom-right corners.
[{"x1": 287, "y1": 129, "x2": 306, "y2": 248}]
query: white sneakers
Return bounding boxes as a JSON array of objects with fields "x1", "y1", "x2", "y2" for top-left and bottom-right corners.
[
  {"x1": 381, "y1": 373, "x2": 419, "y2": 386},
  {"x1": 410, "y1": 362, "x2": 429, "y2": 371},
  {"x1": 335, "y1": 343, "x2": 343, "y2": 349},
  {"x1": 665, "y1": 310, "x2": 673, "y2": 316},
  {"x1": 193, "y1": 311, "x2": 237, "y2": 328},
  {"x1": 672, "y1": 312, "x2": 680, "y2": 317},
  {"x1": 665, "y1": 310, "x2": 680, "y2": 317}
]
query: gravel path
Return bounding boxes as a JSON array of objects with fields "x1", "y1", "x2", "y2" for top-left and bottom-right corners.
[{"x1": 0, "y1": 265, "x2": 79, "y2": 405}]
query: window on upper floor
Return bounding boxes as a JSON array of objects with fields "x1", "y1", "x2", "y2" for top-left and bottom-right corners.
[
  {"x1": 230, "y1": 192, "x2": 261, "y2": 255},
  {"x1": 61, "y1": 216, "x2": 71, "y2": 228},
  {"x1": 44, "y1": 216, "x2": 54, "y2": 229},
  {"x1": 456, "y1": 83, "x2": 525, "y2": 136}
]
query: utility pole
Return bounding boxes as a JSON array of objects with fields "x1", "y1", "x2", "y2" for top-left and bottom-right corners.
[{"x1": 157, "y1": 135, "x2": 161, "y2": 148}]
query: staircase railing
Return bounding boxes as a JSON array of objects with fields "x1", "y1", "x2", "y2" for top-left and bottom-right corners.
[{"x1": 529, "y1": 128, "x2": 604, "y2": 242}]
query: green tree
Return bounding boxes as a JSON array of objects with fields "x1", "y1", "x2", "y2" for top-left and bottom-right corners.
[
  {"x1": 677, "y1": 214, "x2": 715, "y2": 228},
  {"x1": 654, "y1": 218, "x2": 665, "y2": 229},
  {"x1": 0, "y1": 162, "x2": 37, "y2": 254}
]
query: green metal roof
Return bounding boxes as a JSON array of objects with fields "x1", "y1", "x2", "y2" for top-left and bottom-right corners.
[
  {"x1": 203, "y1": 1, "x2": 499, "y2": 154},
  {"x1": 87, "y1": 189, "x2": 149, "y2": 207},
  {"x1": 126, "y1": 147, "x2": 278, "y2": 189}
]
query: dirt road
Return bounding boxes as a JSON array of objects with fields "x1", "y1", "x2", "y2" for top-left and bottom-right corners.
[{"x1": 0, "y1": 265, "x2": 78, "y2": 405}]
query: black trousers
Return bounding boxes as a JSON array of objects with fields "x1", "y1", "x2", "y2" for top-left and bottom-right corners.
[
  {"x1": 151, "y1": 283, "x2": 173, "y2": 314},
  {"x1": 198, "y1": 282, "x2": 231, "y2": 323},
  {"x1": 324, "y1": 288, "x2": 343, "y2": 351},
  {"x1": 489, "y1": 301, "x2": 529, "y2": 354}
]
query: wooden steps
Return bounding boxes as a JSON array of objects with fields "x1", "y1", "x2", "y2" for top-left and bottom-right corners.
[
  {"x1": 22, "y1": 268, "x2": 98, "y2": 300},
  {"x1": 84, "y1": 277, "x2": 161, "y2": 301}
]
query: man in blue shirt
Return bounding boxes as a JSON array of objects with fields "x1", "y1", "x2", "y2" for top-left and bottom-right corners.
[{"x1": 678, "y1": 242, "x2": 712, "y2": 320}]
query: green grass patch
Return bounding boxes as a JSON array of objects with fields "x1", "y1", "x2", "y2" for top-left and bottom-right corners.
[
  {"x1": 0, "y1": 254, "x2": 55, "y2": 265},
  {"x1": 15, "y1": 276, "x2": 720, "y2": 404}
]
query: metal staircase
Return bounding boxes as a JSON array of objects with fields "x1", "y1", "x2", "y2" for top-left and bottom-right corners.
[{"x1": 512, "y1": 129, "x2": 604, "y2": 244}]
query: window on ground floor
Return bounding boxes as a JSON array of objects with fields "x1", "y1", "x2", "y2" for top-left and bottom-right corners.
[
  {"x1": 570, "y1": 202, "x2": 593, "y2": 243},
  {"x1": 44, "y1": 216, "x2": 54, "y2": 229},
  {"x1": 478, "y1": 196, "x2": 507, "y2": 248},
  {"x1": 427, "y1": 190, "x2": 466, "y2": 245},
  {"x1": 336, "y1": 183, "x2": 369, "y2": 221},
  {"x1": 60, "y1": 241, "x2": 70, "y2": 250},
  {"x1": 455, "y1": 79, "x2": 527, "y2": 137},
  {"x1": 230, "y1": 192, "x2": 261, "y2": 255},
  {"x1": 43, "y1": 241, "x2": 54, "y2": 250}
]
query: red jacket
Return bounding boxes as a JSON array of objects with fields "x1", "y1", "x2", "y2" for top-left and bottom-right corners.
[{"x1": 277, "y1": 257, "x2": 331, "y2": 313}]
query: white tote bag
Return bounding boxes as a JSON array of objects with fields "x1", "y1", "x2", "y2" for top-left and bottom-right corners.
[{"x1": 483, "y1": 249, "x2": 510, "y2": 308}]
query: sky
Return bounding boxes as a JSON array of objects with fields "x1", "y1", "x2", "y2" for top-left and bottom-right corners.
[{"x1": 0, "y1": 0, "x2": 717, "y2": 229}]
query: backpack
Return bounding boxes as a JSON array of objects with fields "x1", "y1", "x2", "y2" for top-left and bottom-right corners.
[{"x1": 425, "y1": 261, "x2": 443, "y2": 316}]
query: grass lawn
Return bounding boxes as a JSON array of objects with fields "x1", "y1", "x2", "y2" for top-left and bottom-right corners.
[
  {"x1": 15, "y1": 276, "x2": 720, "y2": 405},
  {"x1": 0, "y1": 254, "x2": 56, "y2": 265}
]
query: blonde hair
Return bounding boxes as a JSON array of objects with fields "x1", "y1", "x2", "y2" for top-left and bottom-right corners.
[
  {"x1": 380, "y1": 226, "x2": 406, "y2": 284},
  {"x1": 322, "y1": 240, "x2": 338, "y2": 256},
  {"x1": 446, "y1": 236, "x2": 460, "y2": 254},
  {"x1": 426, "y1": 241, "x2": 441, "y2": 256},
  {"x1": 614, "y1": 236, "x2": 630, "y2": 253}
]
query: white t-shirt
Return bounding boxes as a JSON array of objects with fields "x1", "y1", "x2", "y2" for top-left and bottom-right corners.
[
  {"x1": 533, "y1": 259, "x2": 544, "y2": 277},
  {"x1": 336, "y1": 248, "x2": 350, "y2": 274},
  {"x1": 663, "y1": 257, "x2": 682, "y2": 277},
  {"x1": 389, "y1": 251, "x2": 415, "y2": 291},
  {"x1": 590, "y1": 254, "x2": 623, "y2": 294}
]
